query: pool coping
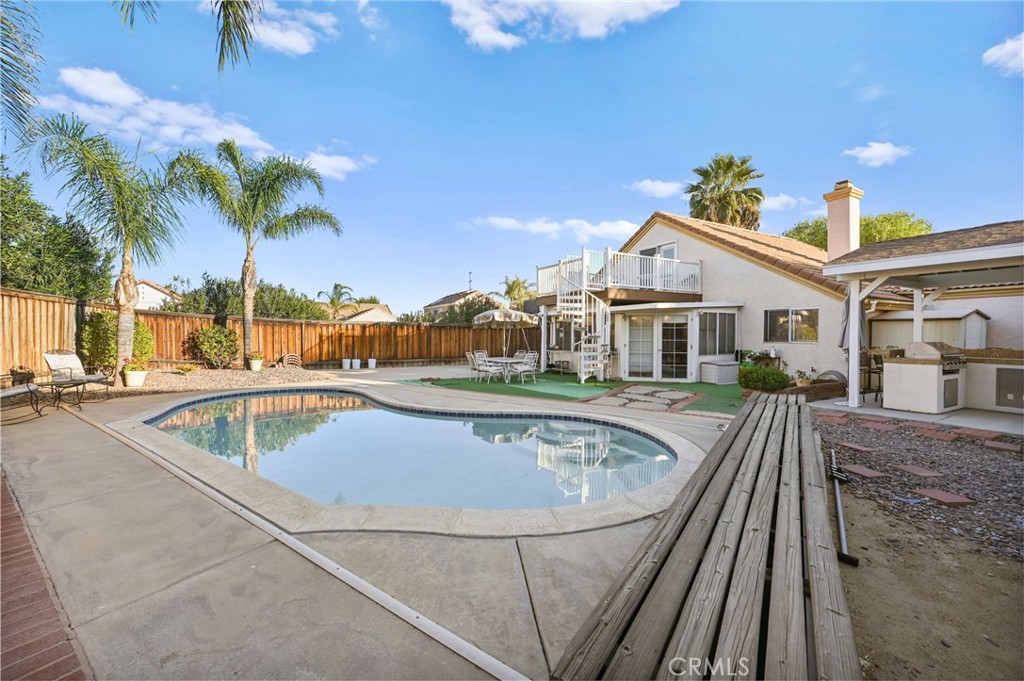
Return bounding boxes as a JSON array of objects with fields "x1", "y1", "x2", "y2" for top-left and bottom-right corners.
[{"x1": 106, "y1": 382, "x2": 709, "y2": 538}]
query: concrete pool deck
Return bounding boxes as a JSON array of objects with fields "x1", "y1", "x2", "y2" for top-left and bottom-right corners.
[{"x1": 0, "y1": 366, "x2": 727, "y2": 679}]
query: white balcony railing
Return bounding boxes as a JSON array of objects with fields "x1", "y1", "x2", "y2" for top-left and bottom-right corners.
[{"x1": 537, "y1": 249, "x2": 701, "y2": 297}]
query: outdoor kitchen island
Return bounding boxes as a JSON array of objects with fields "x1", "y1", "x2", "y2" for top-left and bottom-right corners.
[{"x1": 884, "y1": 343, "x2": 1023, "y2": 415}]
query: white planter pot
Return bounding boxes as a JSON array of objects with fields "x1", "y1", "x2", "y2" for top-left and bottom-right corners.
[
  {"x1": 123, "y1": 370, "x2": 148, "y2": 387},
  {"x1": 352, "y1": 359, "x2": 362, "y2": 369},
  {"x1": 367, "y1": 358, "x2": 377, "y2": 369},
  {"x1": 342, "y1": 359, "x2": 352, "y2": 370},
  {"x1": 249, "y1": 359, "x2": 263, "y2": 372}
]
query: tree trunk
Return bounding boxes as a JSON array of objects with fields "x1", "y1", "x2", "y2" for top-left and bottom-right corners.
[
  {"x1": 241, "y1": 245, "x2": 257, "y2": 365},
  {"x1": 243, "y1": 399, "x2": 258, "y2": 474},
  {"x1": 112, "y1": 250, "x2": 139, "y2": 388}
]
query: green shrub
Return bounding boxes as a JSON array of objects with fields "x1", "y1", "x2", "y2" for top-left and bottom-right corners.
[
  {"x1": 738, "y1": 365, "x2": 792, "y2": 392},
  {"x1": 191, "y1": 325, "x2": 239, "y2": 369},
  {"x1": 80, "y1": 311, "x2": 155, "y2": 373}
]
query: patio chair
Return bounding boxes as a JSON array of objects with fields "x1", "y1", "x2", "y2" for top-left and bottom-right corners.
[
  {"x1": 0, "y1": 383, "x2": 43, "y2": 416},
  {"x1": 466, "y1": 351, "x2": 481, "y2": 382},
  {"x1": 42, "y1": 349, "x2": 110, "y2": 407},
  {"x1": 510, "y1": 351, "x2": 539, "y2": 384},
  {"x1": 474, "y1": 355, "x2": 505, "y2": 384},
  {"x1": 513, "y1": 350, "x2": 527, "y2": 360}
]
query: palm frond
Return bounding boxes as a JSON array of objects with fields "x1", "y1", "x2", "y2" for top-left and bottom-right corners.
[
  {"x1": 264, "y1": 204, "x2": 341, "y2": 240},
  {"x1": 114, "y1": 0, "x2": 160, "y2": 31},
  {"x1": 214, "y1": 0, "x2": 264, "y2": 72},
  {"x1": 1, "y1": 0, "x2": 44, "y2": 140}
]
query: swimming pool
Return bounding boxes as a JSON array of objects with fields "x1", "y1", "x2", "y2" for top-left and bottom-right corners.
[{"x1": 153, "y1": 391, "x2": 676, "y2": 510}]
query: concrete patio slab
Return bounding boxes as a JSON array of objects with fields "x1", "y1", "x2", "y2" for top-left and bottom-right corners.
[
  {"x1": 301, "y1": 532, "x2": 547, "y2": 679},
  {"x1": 74, "y1": 541, "x2": 488, "y2": 680},
  {"x1": 517, "y1": 520, "x2": 656, "y2": 666}
]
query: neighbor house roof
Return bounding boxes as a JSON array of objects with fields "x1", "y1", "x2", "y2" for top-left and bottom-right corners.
[
  {"x1": 340, "y1": 304, "x2": 396, "y2": 322},
  {"x1": 629, "y1": 212, "x2": 907, "y2": 301},
  {"x1": 424, "y1": 290, "x2": 481, "y2": 309}
]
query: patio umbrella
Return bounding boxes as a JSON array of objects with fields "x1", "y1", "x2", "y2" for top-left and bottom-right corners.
[
  {"x1": 837, "y1": 291, "x2": 867, "y2": 352},
  {"x1": 472, "y1": 309, "x2": 539, "y2": 356}
]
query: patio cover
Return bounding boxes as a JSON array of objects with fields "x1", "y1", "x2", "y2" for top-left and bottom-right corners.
[{"x1": 822, "y1": 220, "x2": 1023, "y2": 407}]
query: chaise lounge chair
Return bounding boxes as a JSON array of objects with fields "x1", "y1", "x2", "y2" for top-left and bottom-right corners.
[
  {"x1": 42, "y1": 349, "x2": 110, "y2": 408},
  {"x1": 0, "y1": 383, "x2": 43, "y2": 416}
]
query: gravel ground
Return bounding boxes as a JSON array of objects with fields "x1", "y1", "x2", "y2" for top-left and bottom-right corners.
[{"x1": 813, "y1": 409, "x2": 1024, "y2": 560}]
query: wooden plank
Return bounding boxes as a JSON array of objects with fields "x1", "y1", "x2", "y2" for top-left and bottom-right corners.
[
  {"x1": 711, "y1": 402, "x2": 789, "y2": 680},
  {"x1": 799, "y1": 406, "x2": 861, "y2": 681},
  {"x1": 763, "y1": 406, "x2": 808, "y2": 680},
  {"x1": 643, "y1": 401, "x2": 780, "y2": 681},
  {"x1": 553, "y1": 395, "x2": 769, "y2": 681}
]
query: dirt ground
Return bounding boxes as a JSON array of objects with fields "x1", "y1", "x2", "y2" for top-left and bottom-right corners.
[{"x1": 839, "y1": 494, "x2": 1023, "y2": 680}]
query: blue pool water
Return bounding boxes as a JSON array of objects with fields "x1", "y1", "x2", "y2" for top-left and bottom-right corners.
[{"x1": 154, "y1": 391, "x2": 676, "y2": 509}]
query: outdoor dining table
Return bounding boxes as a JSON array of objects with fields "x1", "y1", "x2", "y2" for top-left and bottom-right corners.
[{"x1": 486, "y1": 356, "x2": 526, "y2": 383}]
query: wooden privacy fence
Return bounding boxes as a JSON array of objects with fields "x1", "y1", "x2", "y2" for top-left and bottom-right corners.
[{"x1": 1, "y1": 287, "x2": 540, "y2": 381}]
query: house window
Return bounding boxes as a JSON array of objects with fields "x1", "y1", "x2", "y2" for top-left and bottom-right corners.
[
  {"x1": 699, "y1": 312, "x2": 736, "y2": 354},
  {"x1": 639, "y1": 242, "x2": 677, "y2": 260},
  {"x1": 764, "y1": 308, "x2": 819, "y2": 343}
]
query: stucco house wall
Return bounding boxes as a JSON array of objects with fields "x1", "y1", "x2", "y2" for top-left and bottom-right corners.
[{"x1": 625, "y1": 220, "x2": 848, "y2": 378}]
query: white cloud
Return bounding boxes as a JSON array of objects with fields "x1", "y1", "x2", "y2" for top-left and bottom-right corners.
[
  {"x1": 252, "y1": 0, "x2": 338, "y2": 56},
  {"x1": 357, "y1": 0, "x2": 385, "y2": 32},
  {"x1": 197, "y1": 0, "x2": 337, "y2": 58},
  {"x1": 40, "y1": 67, "x2": 274, "y2": 154},
  {"x1": 474, "y1": 216, "x2": 639, "y2": 243},
  {"x1": 856, "y1": 83, "x2": 887, "y2": 102},
  {"x1": 58, "y1": 67, "x2": 143, "y2": 107},
  {"x1": 628, "y1": 179, "x2": 683, "y2": 199},
  {"x1": 841, "y1": 141, "x2": 912, "y2": 167},
  {"x1": 762, "y1": 193, "x2": 797, "y2": 211},
  {"x1": 762, "y1": 193, "x2": 815, "y2": 211},
  {"x1": 305, "y1": 150, "x2": 374, "y2": 181},
  {"x1": 440, "y1": 0, "x2": 678, "y2": 51},
  {"x1": 982, "y1": 33, "x2": 1024, "y2": 77}
]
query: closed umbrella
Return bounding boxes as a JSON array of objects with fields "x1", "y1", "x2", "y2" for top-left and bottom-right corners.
[{"x1": 472, "y1": 309, "x2": 539, "y2": 356}]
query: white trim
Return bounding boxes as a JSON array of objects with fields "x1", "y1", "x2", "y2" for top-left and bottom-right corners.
[{"x1": 609, "y1": 301, "x2": 743, "y2": 313}]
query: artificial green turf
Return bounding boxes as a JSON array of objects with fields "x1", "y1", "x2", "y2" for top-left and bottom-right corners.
[{"x1": 426, "y1": 372, "x2": 745, "y2": 414}]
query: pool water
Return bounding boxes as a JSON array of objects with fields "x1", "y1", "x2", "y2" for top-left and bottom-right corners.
[{"x1": 154, "y1": 391, "x2": 675, "y2": 510}]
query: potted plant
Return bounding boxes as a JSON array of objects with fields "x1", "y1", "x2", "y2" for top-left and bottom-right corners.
[
  {"x1": 367, "y1": 354, "x2": 377, "y2": 369},
  {"x1": 247, "y1": 351, "x2": 264, "y2": 372},
  {"x1": 123, "y1": 356, "x2": 150, "y2": 387},
  {"x1": 793, "y1": 367, "x2": 815, "y2": 387}
]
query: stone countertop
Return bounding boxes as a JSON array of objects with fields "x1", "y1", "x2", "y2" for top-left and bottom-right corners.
[
  {"x1": 964, "y1": 356, "x2": 1024, "y2": 366},
  {"x1": 885, "y1": 357, "x2": 943, "y2": 366}
]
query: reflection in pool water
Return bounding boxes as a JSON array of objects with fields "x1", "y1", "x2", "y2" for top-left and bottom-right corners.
[{"x1": 156, "y1": 392, "x2": 675, "y2": 509}]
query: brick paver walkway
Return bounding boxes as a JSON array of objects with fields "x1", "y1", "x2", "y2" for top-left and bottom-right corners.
[{"x1": 1, "y1": 475, "x2": 91, "y2": 680}]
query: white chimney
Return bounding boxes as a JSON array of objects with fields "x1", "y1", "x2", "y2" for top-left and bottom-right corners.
[{"x1": 823, "y1": 179, "x2": 863, "y2": 261}]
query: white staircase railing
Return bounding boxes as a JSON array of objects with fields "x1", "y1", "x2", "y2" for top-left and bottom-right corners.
[{"x1": 556, "y1": 271, "x2": 611, "y2": 384}]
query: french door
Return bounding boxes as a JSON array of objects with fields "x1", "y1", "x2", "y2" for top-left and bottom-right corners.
[{"x1": 661, "y1": 321, "x2": 688, "y2": 380}]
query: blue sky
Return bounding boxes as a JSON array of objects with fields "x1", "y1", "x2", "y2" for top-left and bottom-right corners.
[{"x1": 9, "y1": 1, "x2": 1023, "y2": 315}]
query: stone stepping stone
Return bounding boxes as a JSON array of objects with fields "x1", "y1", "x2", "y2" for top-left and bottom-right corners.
[
  {"x1": 839, "y1": 464, "x2": 888, "y2": 478},
  {"x1": 861, "y1": 421, "x2": 900, "y2": 431},
  {"x1": 911, "y1": 489, "x2": 977, "y2": 507},
  {"x1": 625, "y1": 401, "x2": 669, "y2": 411},
  {"x1": 653, "y1": 390, "x2": 694, "y2": 400},
  {"x1": 985, "y1": 440, "x2": 1022, "y2": 453},
  {"x1": 894, "y1": 464, "x2": 942, "y2": 478},
  {"x1": 621, "y1": 385, "x2": 661, "y2": 395},
  {"x1": 589, "y1": 396, "x2": 628, "y2": 407},
  {"x1": 838, "y1": 442, "x2": 878, "y2": 453},
  {"x1": 624, "y1": 394, "x2": 671, "y2": 404}
]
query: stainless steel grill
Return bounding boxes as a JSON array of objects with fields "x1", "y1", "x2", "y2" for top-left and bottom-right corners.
[{"x1": 905, "y1": 341, "x2": 966, "y2": 373}]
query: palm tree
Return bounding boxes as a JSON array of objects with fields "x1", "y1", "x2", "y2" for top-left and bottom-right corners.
[
  {"x1": 354, "y1": 295, "x2": 380, "y2": 304},
  {"x1": 493, "y1": 275, "x2": 536, "y2": 311},
  {"x1": 25, "y1": 114, "x2": 186, "y2": 384},
  {"x1": 318, "y1": 283, "x2": 357, "y2": 320},
  {"x1": 685, "y1": 154, "x2": 765, "y2": 230},
  {"x1": 169, "y1": 140, "x2": 341, "y2": 360},
  {"x1": 1, "y1": 0, "x2": 44, "y2": 141}
]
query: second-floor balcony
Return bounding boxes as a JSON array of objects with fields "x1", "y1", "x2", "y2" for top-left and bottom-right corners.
[{"x1": 537, "y1": 248, "x2": 701, "y2": 298}]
